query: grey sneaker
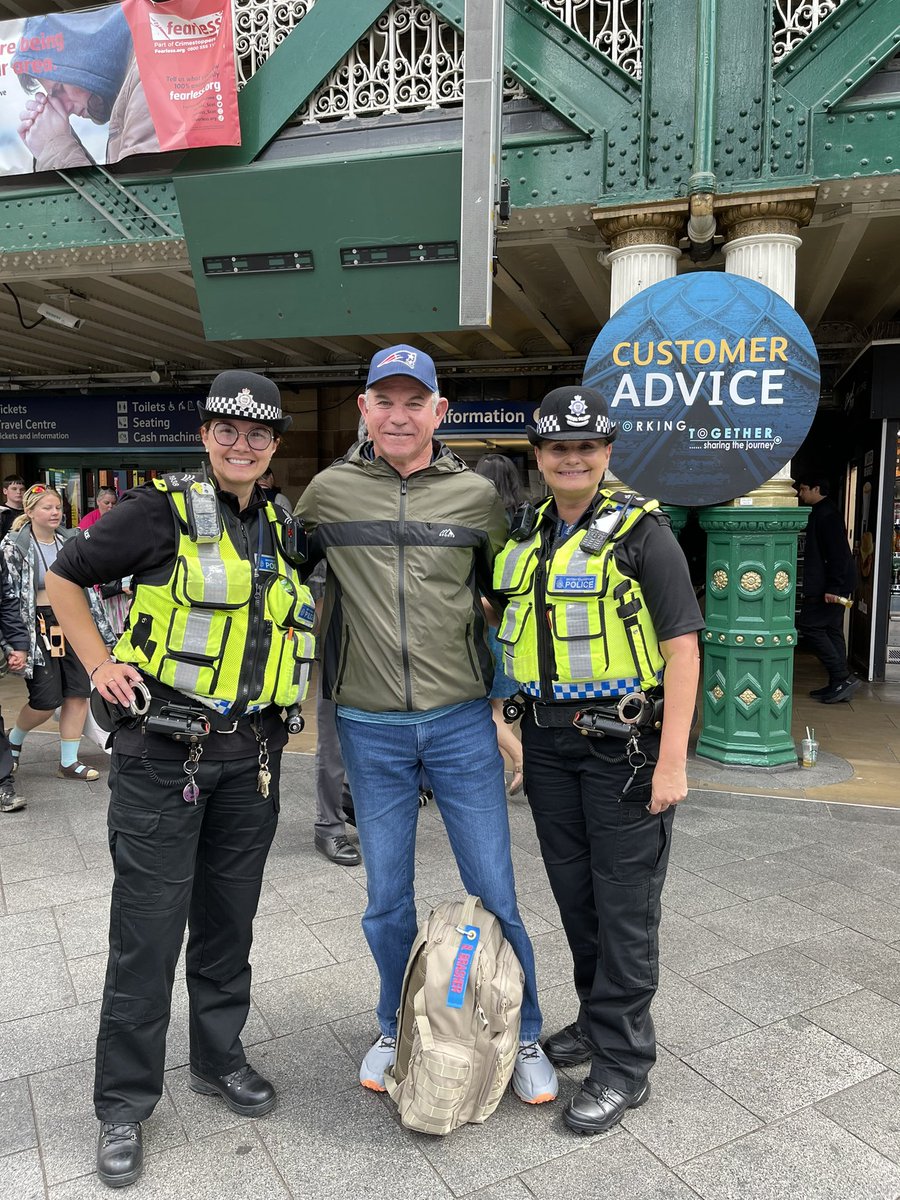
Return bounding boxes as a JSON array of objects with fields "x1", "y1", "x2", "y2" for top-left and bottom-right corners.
[
  {"x1": 0, "y1": 779, "x2": 24, "y2": 813},
  {"x1": 359, "y1": 1035, "x2": 396, "y2": 1092},
  {"x1": 512, "y1": 1041, "x2": 558, "y2": 1104}
]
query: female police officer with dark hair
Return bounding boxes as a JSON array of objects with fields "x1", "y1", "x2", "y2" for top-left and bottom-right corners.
[
  {"x1": 493, "y1": 386, "x2": 702, "y2": 1136},
  {"x1": 46, "y1": 371, "x2": 315, "y2": 1188}
]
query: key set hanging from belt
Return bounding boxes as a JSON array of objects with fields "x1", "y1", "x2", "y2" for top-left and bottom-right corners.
[
  {"x1": 91, "y1": 678, "x2": 305, "y2": 805},
  {"x1": 504, "y1": 689, "x2": 664, "y2": 803}
]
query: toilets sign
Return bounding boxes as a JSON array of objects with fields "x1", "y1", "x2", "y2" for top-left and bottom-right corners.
[{"x1": 583, "y1": 273, "x2": 819, "y2": 506}]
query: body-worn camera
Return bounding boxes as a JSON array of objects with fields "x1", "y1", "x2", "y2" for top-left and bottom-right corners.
[
  {"x1": 502, "y1": 694, "x2": 526, "y2": 723},
  {"x1": 285, "y1": 704, "x2": 305, "y2": 734}
]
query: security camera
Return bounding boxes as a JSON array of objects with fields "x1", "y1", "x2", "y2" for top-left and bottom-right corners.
[{"x1": 37, "y1": 303, "x2": 83, "y2": 331}]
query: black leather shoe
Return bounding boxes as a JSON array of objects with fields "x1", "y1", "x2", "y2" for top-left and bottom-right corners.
[
  {"x1": 809, "y1": 684, "x2": 832, "y2": 699},
  {"x1": 542, "y1": 1022, "x2": 595, "y2": 1068},
  {"x1": 97, "y1": 1121, "x2": 143, "y2": 1188},
  {"x1": 821, "y1": 674, "x2": 861, "y2": 704},
  {"x1": 564, "y1": 1079, "x2": 651, "y2": 1135},
  {"x1": 189, "y1": 1063, "x2": 277, "y2": 1116},
  {"x1": 315, "y1": 834, "x2": 361, "y2": 866}
]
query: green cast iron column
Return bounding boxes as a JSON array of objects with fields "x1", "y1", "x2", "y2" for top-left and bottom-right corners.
[{"x1": 696, "y1": 506, "x2": 809, "y2": 766}]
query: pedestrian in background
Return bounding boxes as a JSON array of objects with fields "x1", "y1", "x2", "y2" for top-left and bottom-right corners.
[
  {"x1": 474, "y1": 453, "x2": 527, "y2": 796},
  {"x1": 0, "y1": 552, "x2": 29, "y2": 812},
  {"x1": 797, "y1": 477, "x2": 859, "y2": 703},
  {"x1": 0, "y1": 474, "x2": 26, "y2": 541},
  {"x1": 1, "y1": 484, "x2": 114, "y2": 783}
]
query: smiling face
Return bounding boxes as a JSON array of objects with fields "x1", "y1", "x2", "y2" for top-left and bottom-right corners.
[
  {"x1": 534, "y1": 438, "x2": 612, "y2": 514},
  {"x1": 359, "y1": 376, "x2": 448, "y2": 476},
  {"x1": 200, "y1": 418, "x2": 279, "y2": 504}
]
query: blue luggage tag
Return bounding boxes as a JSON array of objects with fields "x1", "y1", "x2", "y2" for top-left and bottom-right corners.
[{"x1": 446, "y1": 924, "x2": 480, "y2": 1009}]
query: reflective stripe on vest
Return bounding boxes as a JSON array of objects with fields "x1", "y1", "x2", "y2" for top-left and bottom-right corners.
[
  {"x1": 493, "y1": 491, "x2": 664, "y2": 695},
  {"x1": 114, "y1": 482, "x2": 315, "y2": 710}
]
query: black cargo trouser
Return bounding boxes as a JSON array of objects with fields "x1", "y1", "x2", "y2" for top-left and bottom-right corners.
[
  {"x1": 798, "y1": 599, "x2": 850, "y2": 684},
  {"x1": 522, "y1": 712, "x2": 673, "y2": 1093},
  {"x1": 94, "y1": 750, "x2": 279, "y2": 1122}
]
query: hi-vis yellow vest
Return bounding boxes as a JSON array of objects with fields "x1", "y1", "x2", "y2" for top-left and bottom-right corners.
[
  {"x1": 492, "y1": 490, "x2": 665, "y2": 698},
  {"x1": 114, "y1": 480, "x2": 315, "y2": 713}
]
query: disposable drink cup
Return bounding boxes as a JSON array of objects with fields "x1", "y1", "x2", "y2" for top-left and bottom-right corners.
[{"x1": 800, "y1": 738, "x2": 818, "y2": 768}]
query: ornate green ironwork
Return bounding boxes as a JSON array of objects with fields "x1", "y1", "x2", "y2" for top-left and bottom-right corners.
[{"x1": 697, "y1": 506, "x2": 809, "y2": 767}]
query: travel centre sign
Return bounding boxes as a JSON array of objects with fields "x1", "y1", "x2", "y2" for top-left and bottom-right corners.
[
  {"x1": 583, "y1": 273, "x2": 820, "y2": 506},
  {"x1": 0, "y1": 394, "x2": 204, "y2": 451}
]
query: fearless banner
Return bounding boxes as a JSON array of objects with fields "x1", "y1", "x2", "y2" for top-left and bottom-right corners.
[
  {"x1": 583, "y1": 274, "x2": 820, "y2": 506},
  {"x1": 0, "y1": 0, "x2": 240, "y2": 177}
]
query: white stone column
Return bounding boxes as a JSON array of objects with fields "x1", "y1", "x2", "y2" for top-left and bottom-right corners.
[
  {"x1": 592, "y1": 206, "x2": 686, "y2": 490},
  {"x1": 718, "y1": 193, "x2": 817, "y2": 505},
  {"x1": 608, "y1": 243, "x2": 681, "y2": 315},
  {"x1": 722, "y1": 232, "x2": 801, "y2": 304}
]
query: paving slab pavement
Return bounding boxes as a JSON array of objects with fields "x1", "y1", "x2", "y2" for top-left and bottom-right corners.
[{"x1": 1, "y1": 738, "x2": 900, "y2": 1198}]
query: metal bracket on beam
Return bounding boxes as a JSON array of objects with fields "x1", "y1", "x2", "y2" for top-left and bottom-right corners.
[{"x1": 56, "y1": 164, "x2": 179, "y2": 242}]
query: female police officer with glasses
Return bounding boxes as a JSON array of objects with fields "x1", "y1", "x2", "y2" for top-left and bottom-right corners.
[
  {"x1": 492, "y1": 386, "x2": 702, "y2": 1136},
  {"x1": 46, "y1": 371, "x2": 315, "y2": 1188}
]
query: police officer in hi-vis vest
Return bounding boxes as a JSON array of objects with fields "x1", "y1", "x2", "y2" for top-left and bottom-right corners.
[
  {"x1": 46, "y1": 372, "x2": 315, "y2": 1188},
  {"x1": 492, "y1": 386, "x2": 702, "y2": 1136}
]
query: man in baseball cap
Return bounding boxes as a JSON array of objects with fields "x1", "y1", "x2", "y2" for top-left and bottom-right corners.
[{"x1": 294, "y1": 344, "x2": 559, "y2": 1106}]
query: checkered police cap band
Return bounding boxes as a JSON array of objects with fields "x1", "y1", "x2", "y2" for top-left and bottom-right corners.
[
  {"x1": 533, "y1": 409, "x2": 616, "y2": 437},
  {"x1": 203, "y1": 392, "x2": 283, "y2": 424},
  {"x1": 536, "y1": 414, "x2": 562, "y2": 436},
  {"x1": 198, "y1": 370, "x2": 292, "y2": 432}
]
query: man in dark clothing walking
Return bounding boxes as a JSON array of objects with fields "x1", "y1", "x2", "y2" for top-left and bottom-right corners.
[{"x1": 797, "y1": 478, "x2": 859, "y2": 703}]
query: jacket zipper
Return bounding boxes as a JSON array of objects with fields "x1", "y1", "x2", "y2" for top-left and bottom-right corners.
[{"x1": 398, "y1": 477, "x2": 413, "y2": 709}]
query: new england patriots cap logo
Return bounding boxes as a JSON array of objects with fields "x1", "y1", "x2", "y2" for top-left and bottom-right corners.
[{"x1": 366, "y1": 343, "x2": 438, "y2": 392}]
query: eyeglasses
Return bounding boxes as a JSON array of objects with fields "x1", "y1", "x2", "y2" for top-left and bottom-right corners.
[{"x1": 211, "y1": 422, "x2": 275, "y2": 451}]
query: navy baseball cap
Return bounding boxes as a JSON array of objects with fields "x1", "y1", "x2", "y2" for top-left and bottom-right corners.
[{"x1": 366, "y1": 345, "x2": 438, "y2": 392}]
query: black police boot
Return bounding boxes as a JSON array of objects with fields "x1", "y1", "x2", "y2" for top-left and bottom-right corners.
[
  {"x1": 189, "y1": 1063, "x2": 277, "y2": 1116},
  {"x1": 564, "y1": 1078, "x2": 651, "y2": 1135},
  {"x1": 542, "y1": 1022, "x2": 596, "y2": 1068},
  {"x1": 97, "y1": 1121, "x2": 143, "y2": 1188}
]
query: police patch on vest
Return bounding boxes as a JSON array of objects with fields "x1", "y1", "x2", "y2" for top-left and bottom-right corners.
[
  {"x1": 446, "y1": 925, "x2": 480, "y2": 1009},
  {"x1": 553, "y1": 574, "x2": 598, "y2": 592}
]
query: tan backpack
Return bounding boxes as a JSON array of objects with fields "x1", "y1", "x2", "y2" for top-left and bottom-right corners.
[{"x1": 383, "y1": 894, "x2": 523, "y2": 1135}]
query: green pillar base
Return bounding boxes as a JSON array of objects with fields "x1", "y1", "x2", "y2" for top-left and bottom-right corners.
[{"x1": 696, "y1": 505, "x2": 809, "y2": 768}]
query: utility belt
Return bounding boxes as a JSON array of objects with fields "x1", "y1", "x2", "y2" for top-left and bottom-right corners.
[
  {"x1": 511, "y1": 691, "x2": 664, "y2": 740},
  {"x1": 90, "y1": 672, "x2": 291, "y2": 807},
  {"x1": 90, "y1": 674, "x2": 264, "y2": 744}
]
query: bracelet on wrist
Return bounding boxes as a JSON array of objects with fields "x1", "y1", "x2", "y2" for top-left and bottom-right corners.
[{"x1": 89, "y1": 656, "x2": 116, "y2": 682}]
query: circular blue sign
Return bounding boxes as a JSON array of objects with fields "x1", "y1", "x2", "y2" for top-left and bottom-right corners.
[{"x1": 583, "y1": 273, "x2": 820, "y2": 506}]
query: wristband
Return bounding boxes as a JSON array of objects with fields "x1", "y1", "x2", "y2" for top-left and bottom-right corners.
[{"x1": 89, "y1": 655, "x2": 116, "y2": 682}]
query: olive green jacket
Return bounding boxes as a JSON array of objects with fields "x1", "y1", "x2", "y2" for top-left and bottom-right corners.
[{"x1": 295, "y1": 442, "x2": 507, "y2": 712}]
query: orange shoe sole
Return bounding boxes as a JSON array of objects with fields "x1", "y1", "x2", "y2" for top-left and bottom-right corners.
[
  {"x1": 360, "y1": 1078, "x2": 386, "y2": 1093},
  {"x1": 516, "y1": 1090, "x2": 557, "y2": 1104}
]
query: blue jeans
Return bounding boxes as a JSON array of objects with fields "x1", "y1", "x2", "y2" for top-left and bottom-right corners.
[{"x1": 336, "y1": 699, "x2": 542, "y2": 1042}]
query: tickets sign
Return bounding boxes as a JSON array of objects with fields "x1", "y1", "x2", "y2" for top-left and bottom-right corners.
[{"x1": 583, "y1": 273, "x2": 820, "y2": 506}]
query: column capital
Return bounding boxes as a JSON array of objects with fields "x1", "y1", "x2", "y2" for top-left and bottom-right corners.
[
  {"x1": 716, "y1": 187, "x2": 818, "y2": 242},
  {"x1": 593, "y1": 200, "x2": 688, "y2": 251}
]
